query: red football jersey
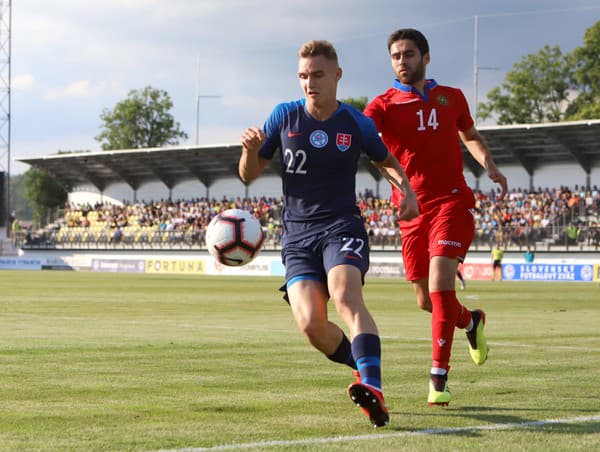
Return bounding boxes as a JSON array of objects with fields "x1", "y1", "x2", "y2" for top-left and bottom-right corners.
[{"x1": 365, "y1": 79, "x2": 474, "y2": 206}]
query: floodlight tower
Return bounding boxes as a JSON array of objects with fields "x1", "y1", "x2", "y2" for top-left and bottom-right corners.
[
  {"x1": 0, "y1": 0, "x2": 11, "y2": 230},
  {"x1": 194, "y1": 58, "x2": 221, "y2": 145}
]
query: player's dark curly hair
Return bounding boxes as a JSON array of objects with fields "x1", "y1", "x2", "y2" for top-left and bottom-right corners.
[
  {"x1": 298, "y1": 40, "x2": 338, "y2": 64},
  {"x1": 387, "y1": 29, "x2": 429, "y2": 55}
]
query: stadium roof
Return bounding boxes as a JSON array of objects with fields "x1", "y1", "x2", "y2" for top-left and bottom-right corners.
[{"x1": 18, "y1": 119, "x2": 600, "y2": 193}]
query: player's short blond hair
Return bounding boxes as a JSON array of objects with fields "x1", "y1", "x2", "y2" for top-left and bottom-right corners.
[{"x1": 297, "y1": 40, "x2": 338, "y2": 64}]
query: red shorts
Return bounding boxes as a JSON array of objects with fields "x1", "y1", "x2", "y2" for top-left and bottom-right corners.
[{"x1": 400, "y1": 196, "x2": 475, "y2": 281}]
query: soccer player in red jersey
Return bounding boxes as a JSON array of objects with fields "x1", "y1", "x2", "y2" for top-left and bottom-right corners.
[{"x1": 364, "y1": 28, "x2": 508, "y2": 406}]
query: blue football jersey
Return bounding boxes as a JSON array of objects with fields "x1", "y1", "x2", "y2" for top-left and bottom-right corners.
[{"x1": 258, "y1": 99, "x2": 388, "y2": 243}]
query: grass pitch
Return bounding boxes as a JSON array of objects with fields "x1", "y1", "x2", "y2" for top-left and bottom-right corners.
[{"x1": 1, "y1": 271, "x2": 599, "y2": 451}]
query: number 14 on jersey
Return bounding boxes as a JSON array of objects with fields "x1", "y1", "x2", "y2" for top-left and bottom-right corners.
[{"x1": 416, "y1": 108, "x2": 439, "y2": 131}]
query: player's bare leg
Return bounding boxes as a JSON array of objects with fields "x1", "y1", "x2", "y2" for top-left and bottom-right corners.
[
  {"x1": 288, "y1": 279, "x2": 344, "y2": 355},
  {"x1": 328, "y1": 265, "x2": 377, "y2": 338},
  {"x1": 412, "y1": 278, "x2": 432, "y2": 313},
  {"x1": 328, "y1": 265, "x2": 389, "y2": 427}
]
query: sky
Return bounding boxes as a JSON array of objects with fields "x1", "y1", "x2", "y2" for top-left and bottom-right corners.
[{"x1": 4, "y1": 0, "x2": 600, "y2": 175}]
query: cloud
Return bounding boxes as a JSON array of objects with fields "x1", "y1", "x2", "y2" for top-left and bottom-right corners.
[
  {"x1": 16, "y1": 15, "x2": 71, "y2": 47},
  {"x1": 42, "y1": 80, "x2": 107, "y2": 101},
  {"x1": 10, "y1": 0, "x2": 600, "y2": 169},
  {"x1": 12, "y1": 74, "x2": 36, "y2": 91}
]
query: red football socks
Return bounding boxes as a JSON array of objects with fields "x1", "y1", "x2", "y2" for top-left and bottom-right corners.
[{"x1": 430, "y1": 290, "x2": 462, "y2": 371}]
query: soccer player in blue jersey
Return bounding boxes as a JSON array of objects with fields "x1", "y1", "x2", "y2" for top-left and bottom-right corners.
[{"x1": 240, "y1": 40, "x2": 418, "y2": 428}]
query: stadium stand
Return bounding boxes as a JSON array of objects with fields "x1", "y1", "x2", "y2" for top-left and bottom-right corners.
[
  {"x1": 21, "y1": 185, "x2": 600, "y2": 252},
  {"x1": 14, "y1": 120, "x2": 600, "y2": 252}
]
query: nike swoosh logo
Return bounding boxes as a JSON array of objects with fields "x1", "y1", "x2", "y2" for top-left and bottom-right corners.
[{"x1": 287, "y1": 131, "x2": 302, "y2": 137}]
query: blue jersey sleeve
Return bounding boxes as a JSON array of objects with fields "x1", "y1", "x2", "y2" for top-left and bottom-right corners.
[
  {"x1": 342, "y1": 104, "x2": 389, "y2": 163},
  {"x1": 258, "y1": 101, "x2": 300, "y2": 160}
]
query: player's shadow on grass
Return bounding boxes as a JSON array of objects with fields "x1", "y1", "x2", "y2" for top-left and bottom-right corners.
[{"x1": 387, "y1": 406, "x2": 600, "y2": 434}]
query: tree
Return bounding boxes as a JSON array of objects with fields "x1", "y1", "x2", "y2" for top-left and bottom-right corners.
[
  {"x1": 566, "y1": 20, "x2": 600, "y2": 120},
  {"x1": 478, "y1": 45, "x2": 572, "y2": 124},
  {"x1": 341, "y1": 96, "x2": 368, "y2": 112},
  {"x1": 95, "y1": 86, "x2": 188, "y2": 150},
  {"x1": 23, "y1": 167, "x2": 68, "y2": 227},
  {"x1": 8, "y1": 174, "x2": 35, "y2": 222}
]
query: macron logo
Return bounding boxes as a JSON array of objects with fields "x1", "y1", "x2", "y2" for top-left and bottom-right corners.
[{"x1": 438, "y1": 239, "x2": 462, "y2": 248}]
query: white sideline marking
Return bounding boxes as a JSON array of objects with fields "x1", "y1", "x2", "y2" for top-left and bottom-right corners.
[{"x1": 158, "y1": 414, "x2": 600, "y2": 451}]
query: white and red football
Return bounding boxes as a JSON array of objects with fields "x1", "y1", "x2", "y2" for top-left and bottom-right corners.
[{"x1": 205, "y1": 209, "x2": 264, "y2": 266}]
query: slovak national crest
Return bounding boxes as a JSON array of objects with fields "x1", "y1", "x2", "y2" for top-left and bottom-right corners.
[{"x1": 336, "y1": 133, "x2": 352, "y2": 152}]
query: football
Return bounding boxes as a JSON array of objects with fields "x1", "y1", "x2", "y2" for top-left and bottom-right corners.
[{"x1": 205, "y1": 208, "x2": 265, "y2": 266}]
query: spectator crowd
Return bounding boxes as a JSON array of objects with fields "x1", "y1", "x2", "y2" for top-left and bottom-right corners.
[{"x1": 20, "y1": 184, "x2": 600, "y2": 251}]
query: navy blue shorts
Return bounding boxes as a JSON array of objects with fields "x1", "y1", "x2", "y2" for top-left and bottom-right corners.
[{"x1": 281, "y1": 217, "x2": 370, "y2": 289}]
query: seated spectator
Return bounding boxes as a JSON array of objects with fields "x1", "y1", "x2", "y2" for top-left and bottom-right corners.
[
  {"x1": 110, "y1": 227, "x2": 122, "y2": 244},
  {"x1": 41, "y1": 184, "x2": 599, "y2": 252}
]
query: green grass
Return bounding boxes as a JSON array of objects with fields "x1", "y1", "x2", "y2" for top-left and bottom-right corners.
[{"x1": 1, "y1": 271, "x2": 599, "y2": 451}]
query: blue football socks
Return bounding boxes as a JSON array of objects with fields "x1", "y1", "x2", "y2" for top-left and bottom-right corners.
[{"x1": 352, "y1": 333, "x2": 382, "y2": 391}]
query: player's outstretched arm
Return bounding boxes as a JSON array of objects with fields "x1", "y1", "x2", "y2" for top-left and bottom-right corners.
[
  {"x1": 239, "y1": 127, "x2": 268, "y2": 183},
  {"x1": 374, "y1": 153, "x2": 419, "y2": 221},
  {"x1": 460, "y1": 126, "x2": 508, "y2": 199}
]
